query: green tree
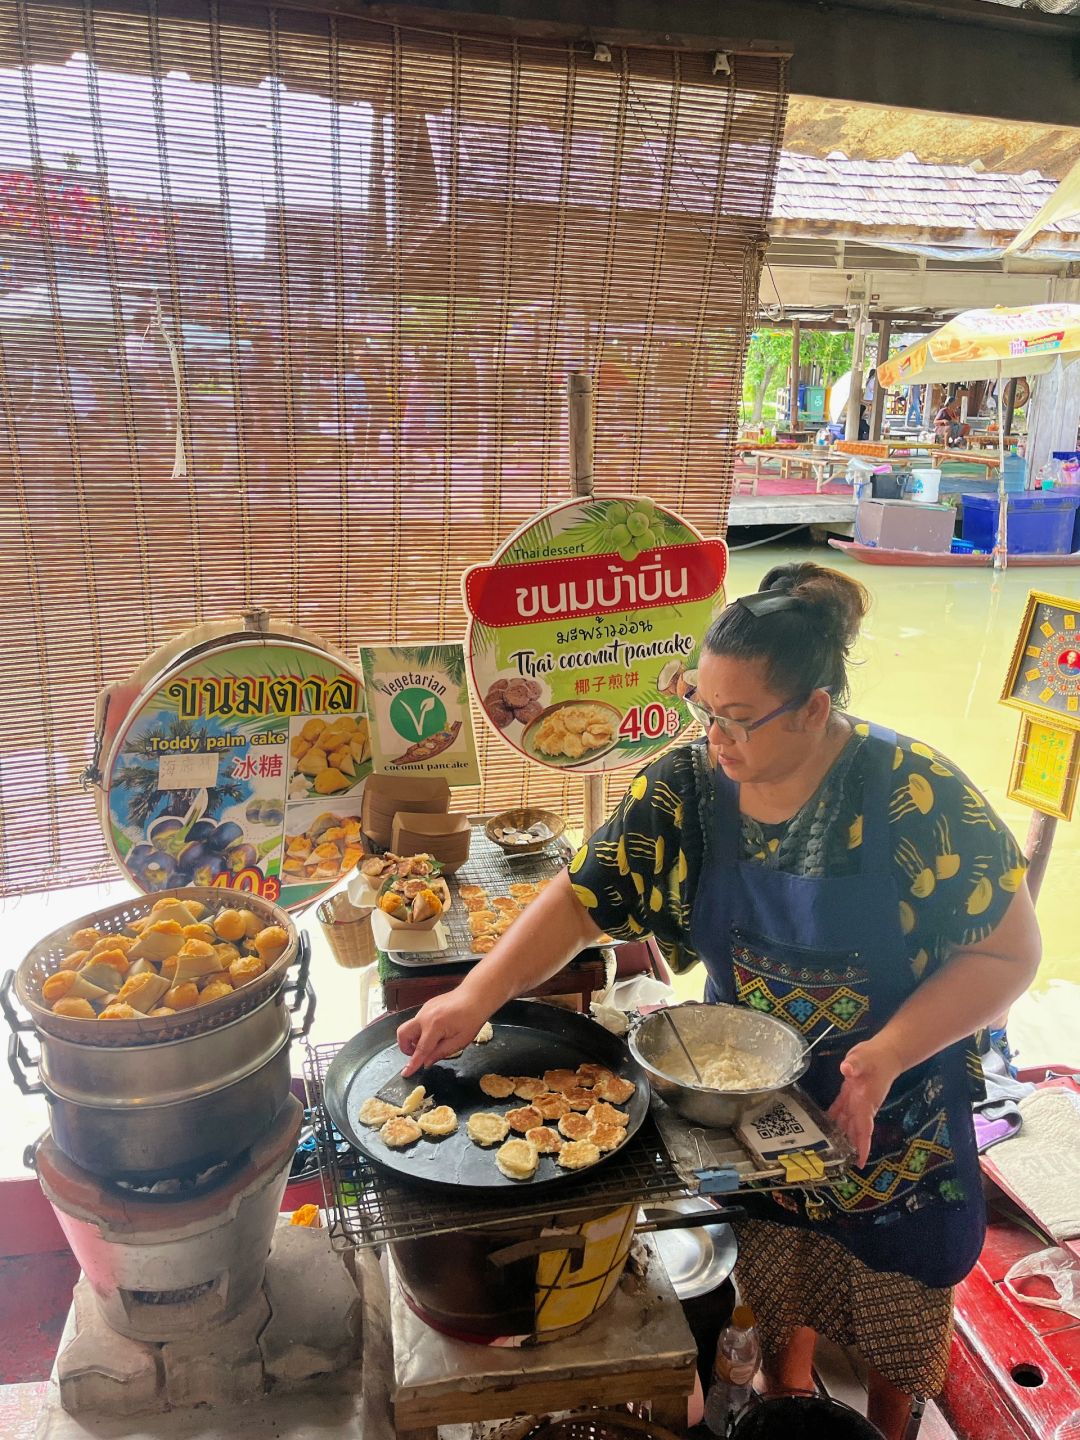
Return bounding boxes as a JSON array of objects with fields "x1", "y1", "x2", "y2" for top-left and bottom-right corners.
[
  {"x1": 803, "y1": 330, "x2": 854, "y2": 385},
  {"x1": 744, "y1": 330, "x2": 791, "y2": 424},
  {"x1": 743, "y1": 328, "x2": 855, "y2": 424}
]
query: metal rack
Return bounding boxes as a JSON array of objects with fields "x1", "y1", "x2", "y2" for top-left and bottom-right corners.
[
  {"x1": 303, "y1": 1040, "x2": 689, "y2": 1249},
  {"x1": 651, "y1": 1091, "x2": 855, "y2": 1196},
  {"x1": 304, "y1": 1043, "x2": 855, "y2": 1251},
  {"x1": 388, "y1": 823, "x2": 573, "y2": 966}
]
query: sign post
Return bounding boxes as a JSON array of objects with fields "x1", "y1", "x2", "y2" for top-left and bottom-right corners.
[{"x1": 567, "y1": 372, "x2": 606, "y2": 838}]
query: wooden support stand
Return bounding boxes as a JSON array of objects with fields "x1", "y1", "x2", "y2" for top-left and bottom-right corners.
[{"x1": 389, "y1": 1238, "x2": 697, "y2": 1440}]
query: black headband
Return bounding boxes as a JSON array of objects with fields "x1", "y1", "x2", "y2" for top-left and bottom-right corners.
[{"x1": 736, "y1": 591, "x2": 805, "y2": 618}]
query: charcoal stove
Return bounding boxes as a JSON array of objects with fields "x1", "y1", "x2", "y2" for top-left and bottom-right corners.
[{"x1": 30, "y1": 1095, "x2": 367, "y2": 1428}]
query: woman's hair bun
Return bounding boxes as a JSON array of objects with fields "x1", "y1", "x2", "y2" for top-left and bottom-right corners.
[{"x1": 758, "y1": 562, "x2": 869, "y2": 650}]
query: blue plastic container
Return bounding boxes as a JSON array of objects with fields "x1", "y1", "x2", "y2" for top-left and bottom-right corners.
[
  {"x1": 962, "y1": 493, "x2": 1080, "y2": 555},
  {"x1": 1002, "y1": 452, "x2": 1027, "y2": 493}
]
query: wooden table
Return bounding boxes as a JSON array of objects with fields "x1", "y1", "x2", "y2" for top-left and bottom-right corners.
[
  {"x1": 380, "y1": 949, "x2": 609, "y2": 1015},
  {"x1": 739, "y1": 447, "x2": 852, "y2": 495},
  {"x1": 389, "y1": 1237, "x2": 697, "y2": 1440},
  {"x1": 834, "y1": 438, "x2": 935, "y2": 460},
  {"x1": 929, "y1": 445, "x2": 1001, "y2": 474},
  {"x1": 966, "y1": 431, "x2": 1018, "y2": 451}
]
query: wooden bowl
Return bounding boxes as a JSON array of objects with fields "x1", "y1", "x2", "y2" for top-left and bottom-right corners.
[
  {"x1": 485, "y1": 807, "x2": 566, "y2": 856},
  {"x1": 391, "y1": 811, "x2": 471, "y2": 874}
]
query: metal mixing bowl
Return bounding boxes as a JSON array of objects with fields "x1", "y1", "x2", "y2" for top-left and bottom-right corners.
[{"x1": 629, "y1": 1001, "x2": 809, "y2": 1128}]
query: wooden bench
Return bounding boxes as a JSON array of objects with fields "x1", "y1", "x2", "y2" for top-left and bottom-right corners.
[{"x1": 739, "y1": 447, "x2": 851, "y2": 495}]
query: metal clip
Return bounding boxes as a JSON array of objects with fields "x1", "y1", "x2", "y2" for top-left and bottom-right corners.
[
  {"x1": 80, "y1": 692, "x2": 110, "y2": 790},
  {"x1": 695, "y1": 1168, "x2": 741, "y2": 1195}
]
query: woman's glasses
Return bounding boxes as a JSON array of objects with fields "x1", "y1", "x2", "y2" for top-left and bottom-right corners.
[{"x1": 682, "y1": 689, "x2": 813, "y2": 744}]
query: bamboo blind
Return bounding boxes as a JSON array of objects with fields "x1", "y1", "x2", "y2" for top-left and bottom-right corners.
[{"x1": 0, "y1": 0, "x2": 787, "y2": 897}]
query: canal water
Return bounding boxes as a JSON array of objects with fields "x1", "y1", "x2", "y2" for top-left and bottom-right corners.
[{"x1": 671, "y1": 541, "x2": 1080, "y2": 1070}]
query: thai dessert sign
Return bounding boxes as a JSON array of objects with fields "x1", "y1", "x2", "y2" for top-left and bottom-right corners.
[
  {"x1": 357, "y1": 644, "x2": 480, "y2": 785},
  {"x1": 98, "y1": 621, "x2": 372, "y2": 910},
  {"x1": 462, "y1": 496, "x2": 728, "y2": 774}
]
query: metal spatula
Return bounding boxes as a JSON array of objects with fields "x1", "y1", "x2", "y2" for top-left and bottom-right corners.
[{"x1": 375, "y1": 1065, "x2": 432, "y2": 1108}]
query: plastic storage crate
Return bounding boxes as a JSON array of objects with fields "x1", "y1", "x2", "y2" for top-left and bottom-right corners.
[{"x1": 961, "y1": 493, "x2": 1080, "y2": 556}]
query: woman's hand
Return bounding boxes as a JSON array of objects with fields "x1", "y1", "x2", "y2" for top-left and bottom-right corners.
[
  {"x1": 827, "y1": 1037, "x2": 902, "y2": 1167},
  {"x1": 396, "y1": 991, "x2": 492, "y2": 1076}
]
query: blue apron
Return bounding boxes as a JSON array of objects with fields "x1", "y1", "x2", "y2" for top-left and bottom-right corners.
[{"x1": 688, "y1": 725, "x2": 985, "y2": 1288}]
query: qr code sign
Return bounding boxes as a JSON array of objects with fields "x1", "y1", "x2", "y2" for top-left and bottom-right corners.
[{"x1": 748, "y1": 1100, "x2": 807, "y2": 1143}]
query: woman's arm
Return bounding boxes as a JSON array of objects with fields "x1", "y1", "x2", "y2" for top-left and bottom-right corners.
[
  {"x1": 829, "y1": 881, "x2": 1042, "y2": 1165},
  {"x1": 396, "y1": 870, "x2": 606, "y2": 1074}
]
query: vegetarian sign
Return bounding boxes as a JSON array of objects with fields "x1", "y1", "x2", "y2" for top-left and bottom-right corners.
[
  {"x1": 358, "y1": 644, "x2": 480, "y2": 785},
  {"x1": 100, "y1": 625, "x2": 371, "y2": 910},
  {"x1": 462, "y1": 496, "x2": 728, "y2": 773}
]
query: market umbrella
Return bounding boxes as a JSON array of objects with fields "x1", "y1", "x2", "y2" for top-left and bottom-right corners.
[{"x1": 877, "y1": 304, "x2": 1080, "y2": 568}]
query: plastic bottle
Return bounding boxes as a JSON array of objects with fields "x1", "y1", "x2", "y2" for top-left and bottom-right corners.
[
  {"x1": 703, "y1": 1304, "x2": 760, "y2": 1435},
  {"x1": 1002, "y1": 447, "x2": 1027, "y2": 494}
]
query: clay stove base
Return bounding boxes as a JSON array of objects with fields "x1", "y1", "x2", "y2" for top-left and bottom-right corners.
[{"x1": 37, "y1": 1223, "x2": 375, "y2": 1436}]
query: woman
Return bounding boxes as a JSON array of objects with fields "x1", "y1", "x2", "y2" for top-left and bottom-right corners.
[
  {"x1": 399, "y1": 563, "x2": 1040, "y2": 1439},
  {"x1": 934, "y1": 392, "x2": 970, "y2": 446}
]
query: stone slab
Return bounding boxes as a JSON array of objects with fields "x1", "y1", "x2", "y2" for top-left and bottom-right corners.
[
  {"x1": 161, "y1": 1290, "x2": 270, "y2": 1410},
  {"x1": 56, "y1": 1279, "x2": 162, "y2": 1419},
  {"x1": 729, "y1": 493, "x2": 856, "y2": 528},
  {"x1": 260, "y1": 1225, "x2": 361, "y2": 1384}
]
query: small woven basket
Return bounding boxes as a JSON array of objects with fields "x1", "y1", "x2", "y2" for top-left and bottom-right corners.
[
  {"x1": 317, "y1": 891, "x2": 377, "y2": 969},
  {"x1": 523, "y1": 1411, "x2": 684, "y2": 1440}
]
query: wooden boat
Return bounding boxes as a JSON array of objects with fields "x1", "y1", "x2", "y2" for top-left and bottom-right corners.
[{"x1": 828, "y1": 538, "x2": 1080, "y2": 568}]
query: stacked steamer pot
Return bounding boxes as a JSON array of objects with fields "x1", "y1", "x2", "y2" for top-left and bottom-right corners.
[{"x1": 2, "y1": 886, "x2": 315, "y2": 1344}]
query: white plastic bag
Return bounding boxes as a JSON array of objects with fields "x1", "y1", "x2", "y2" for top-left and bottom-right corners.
[{"x1": 1003, "y1": 1246, "x2": 1080, "y2": 1321}]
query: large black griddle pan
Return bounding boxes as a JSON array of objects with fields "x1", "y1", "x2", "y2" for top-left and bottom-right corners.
[{"x1": 324, "y1": 999, "x2": 651, "y2": 1196}]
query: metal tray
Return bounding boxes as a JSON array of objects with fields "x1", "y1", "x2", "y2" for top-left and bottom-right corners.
[
  {"x1": 640, "y1": 1196, "x2": 737, "y2": 1300},
  {"x1": 372, "y1": 822, "x2": 573, "y2": 968},
  {"x1": 323, "y1": 999, "x2": 650, "y2": 1197}
]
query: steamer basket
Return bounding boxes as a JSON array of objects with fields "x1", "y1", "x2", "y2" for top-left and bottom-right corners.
[{"x1": 14, "y1": 886, "x2": 298, "y2": 1047}]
